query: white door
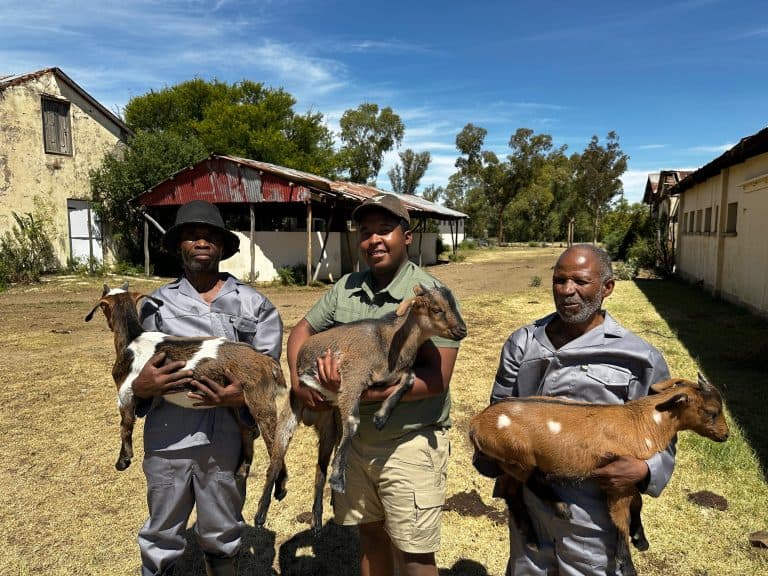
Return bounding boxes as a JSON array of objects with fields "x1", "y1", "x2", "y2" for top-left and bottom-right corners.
[{"x1": 67, "y1": 199, "x2": 103, "y2": 263}]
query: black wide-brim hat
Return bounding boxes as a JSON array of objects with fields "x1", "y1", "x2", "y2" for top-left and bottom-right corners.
[{"x1": 162, "y1": 200, "x2": 240, "y2": 260}]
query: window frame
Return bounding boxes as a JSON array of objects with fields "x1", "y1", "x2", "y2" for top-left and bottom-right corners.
[{"x1": 41, "y1": 95, "x2": 73, "y2": 156}]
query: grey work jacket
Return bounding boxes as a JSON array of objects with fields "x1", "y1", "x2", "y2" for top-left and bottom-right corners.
[
  {"x1": 137, "y1": 274, "x2": 283, "y2": 452},
  {"x1": 491, "y1": 311, "x2": 674, "y2": 528}
]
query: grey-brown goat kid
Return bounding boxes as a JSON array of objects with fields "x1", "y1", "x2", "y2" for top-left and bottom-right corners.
[
  {"x1": 86, "y1": 283, "x2": 288, "y2": 499},
  {"x1": 469, "y1": 374, "x2": 729, "y2": 576},
  {"x1": 255, "y1": 283, "x2": 466, "y2": 535}
]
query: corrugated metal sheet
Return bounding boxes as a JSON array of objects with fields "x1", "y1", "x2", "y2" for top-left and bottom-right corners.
[{"x1": 136, "y1": 154, "x2": 467, "y2": 220}]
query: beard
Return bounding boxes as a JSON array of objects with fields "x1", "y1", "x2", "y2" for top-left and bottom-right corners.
[
  {"x1": 181, "y1": 249, "x2": 221, "y2": 273},
  {"x1": 556, "y1": 293, "x2": 603, "y2": 324}
]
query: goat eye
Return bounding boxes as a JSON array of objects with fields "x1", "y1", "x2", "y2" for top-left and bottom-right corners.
[{"x1": 430, "y1": 307, "x2": 443, "y2": 315}]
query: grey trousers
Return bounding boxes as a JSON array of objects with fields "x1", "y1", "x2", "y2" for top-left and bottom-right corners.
[
  {"x1": 505, "y1": 484, "x2": 622, "y2": 576},
  {"x1": 138, "y1": 428, "x2": 245, "y2": 576}
]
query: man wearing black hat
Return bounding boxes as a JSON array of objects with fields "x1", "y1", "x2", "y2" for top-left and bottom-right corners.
[
  {"x1": 287, "y1": 194, "x2": 462, "y2": 576},
  {"x1": 132, "y1": 200, "x2": 283, "y2": 576}
]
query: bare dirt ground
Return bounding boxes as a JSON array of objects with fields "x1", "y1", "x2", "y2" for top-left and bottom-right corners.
[
  {"x1": 0, "y1": 246, "x2": 559, "y2": 576},
  {"x1": 2, "y1": 246, "x2": 764, "y2": 576}
]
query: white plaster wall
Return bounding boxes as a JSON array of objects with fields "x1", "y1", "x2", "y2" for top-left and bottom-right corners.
[
  {"x1": 676, "y1": 151, "x2": 768, "y2": 316},
  {"x1": 221, "y1": 230, "x2": 439, "y2": 282},
  {"x1": 221, "y1": 230, "x2": 342, "y2": 282}
]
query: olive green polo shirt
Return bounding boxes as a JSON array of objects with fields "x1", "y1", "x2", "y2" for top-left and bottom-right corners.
[{"x1": 304, "y1": 260, "x2": 460, "y2": 443}]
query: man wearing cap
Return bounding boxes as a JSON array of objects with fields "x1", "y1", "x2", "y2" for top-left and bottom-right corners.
[
  {"x1": 287, "y1": 194, "x2": 461, "y2": 576},
  {"x1": 132, "y1": 200, "x2": 283, "y2": 576}
]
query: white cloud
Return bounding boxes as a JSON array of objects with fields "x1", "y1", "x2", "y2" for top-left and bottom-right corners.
[
  {"x1": 637, "y1": 143, "x2": 666, "y2": 150},
  {"x1": 687, "y1": 143, "x2": 735, "y2": 154},
  {"x1": 620, "y1": 169, "x2": 652, "y2": 204}
]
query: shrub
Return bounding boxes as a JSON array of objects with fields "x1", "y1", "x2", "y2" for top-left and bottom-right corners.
[
  {"x1": 435, "y1": 236, "x2": 446, "y2": 256},
  {"x1": 278, "y1": 262, "x2": 308, "y2": 286},
  {"x1": 613, "y1": 259, "x2": 639, "y2": 280},
  {"x1": 459, "y1": 239, "x2": 476, "y2": 251},
  {"x1": 530, "y1": 275, "x2": 542, "y2": 287},
  {"x1": 448, "y1": 251, "x2": 466, "y2": 263},
  {"x1": 0, "y1": 211, "x2": 58, "y2": 287},
  {"x1": 66, "y1": 256, "x2": 110, "y2": 276}
]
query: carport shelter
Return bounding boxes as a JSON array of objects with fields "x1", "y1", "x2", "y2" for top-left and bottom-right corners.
[{"x1": 135, "y1": 154, "x2": 466, "y2": 283}]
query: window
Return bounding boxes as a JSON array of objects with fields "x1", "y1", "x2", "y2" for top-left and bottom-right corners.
[
  {"x1": 695, "y1": 210, "x2": 703, "y2": 233},
  {"x1": 714, "y1": 205, "x2": 719, "y2": 233},
  {"x1": 704, "y1": 207, "x2": 712, "y2": 233},
  {"x1": 683, "y1": 213, "x2": 689, "y2": 234},
  {"x1": 725, "y1": 202, "x2": 738, "y2": 234},
  {"x1": 41, "y1": 96, "x2": 72, "y2": 155}
]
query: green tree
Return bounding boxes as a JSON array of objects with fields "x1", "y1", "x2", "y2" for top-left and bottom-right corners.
[
  {"x1": 573, "y1": 131, "x2": 629, "y2": 243},
  {"x1": 338, "y1": 103, "x2": 404, "y2": 184},
  {"x1": 124, "y1": 78, "x2": 338, "y2": 177},
  {"x1": 90, "y1": 131, "x2": 208, "y2": 262},
  {"x1": 388, "y1": 149, "x2": 431, "y2": 194},
  {"x1": 421, "y1": 184, "x2": 444, "y2": 203}
]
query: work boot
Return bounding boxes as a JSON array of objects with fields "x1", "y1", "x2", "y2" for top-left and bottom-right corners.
[{"x1": 203, "y1": 554, "x2": 238, "y2": 576}]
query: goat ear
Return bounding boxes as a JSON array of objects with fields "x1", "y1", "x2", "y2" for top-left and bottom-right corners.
[
  {"x1": 655, "y1": 393, "x2": 689, "y2": 412},
  {"x1": 697, "y1": 371, "x2": 711, "y2": 392},
  {"x1": 101, "y1": 284, "x2": 110, "y2": 296},
  {"x1": 395, "y1": 298, "x2": 414, "y2": 316},
  {"x1": 413, "y1": 283, "x2": 427, "y2": 296},
  {"x1": 121, "y1": 280, "x2": 130, "y2": 291},
  {"x1": 85, "y1": 302, "x2": 101, "y2": 322}
]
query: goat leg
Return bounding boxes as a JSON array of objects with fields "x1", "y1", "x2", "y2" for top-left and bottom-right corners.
[
  {"x1": 495, "y1": 474, "x2": 540, "y2": 551},
  {"x1": 255, "y1": 396, "x2": 297, "y2": 527},
  {"x1": 608, "y1": 493, "x2": 638, "y2": 576},
  {"x1": 311, "y1": 410, "x2": 338, "y2": 537},
  {"x1": 328, "y1": 400, "x2": 360, "y2": 493},
  {"x1": 629, "y1": 492, "x2": 649, "y2": 551},
  {"x1": 372, "y1": 370, "x2": 415, "y2": 430},
  {"x1": 116, "y1": 403, "x2": 135, "y2": 471}
]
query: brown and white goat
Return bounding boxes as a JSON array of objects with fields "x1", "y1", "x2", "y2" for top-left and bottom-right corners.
[
  {"x1": 468, "y1": 374, "x2": 729, "y2": 576},
  {"x1": 85, "y1": 283, "x2": 288, "y2": 493},
  {"x1": 255, "y1": 283, "x2": 466, "y2": 535}
]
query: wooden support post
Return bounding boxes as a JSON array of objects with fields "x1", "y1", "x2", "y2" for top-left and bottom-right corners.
[
  {"x1": 249, "y1": 203, "x2": 256, "y2": 282},
  {"x1": 306, "y1": 202, "x2": 313, "y2": 286},
  {"x1": 144, "y1": 220, "x2": 150, "y2": 276}
]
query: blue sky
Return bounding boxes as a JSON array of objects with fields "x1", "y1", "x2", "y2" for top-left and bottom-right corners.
[{"x1": 3, "y1": 0, "x2": 768, "y2": 203}]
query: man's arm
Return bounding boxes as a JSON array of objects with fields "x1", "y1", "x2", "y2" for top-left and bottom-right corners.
[{"x1": 288, "y1": 318, "x2": 332, "y2": 410}]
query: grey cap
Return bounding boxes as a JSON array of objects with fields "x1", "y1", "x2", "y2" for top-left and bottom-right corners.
[{"x1": 352, "y1": 194, "x2": 410, "y2": 224}]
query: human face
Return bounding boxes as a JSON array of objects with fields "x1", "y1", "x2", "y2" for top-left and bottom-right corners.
[
  {"x1": 552, "y1": 248, "x2": 614, "y2": 325},
  {"x1": 357, "y1": 210, "x2": 412, "y2": 281},
  {"x1": 179, "y1": 225, "x2": 224, "y2": 273}
]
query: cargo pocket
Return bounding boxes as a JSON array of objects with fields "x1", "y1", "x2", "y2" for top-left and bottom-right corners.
[
  {"x1": 234, "y1": 317, "x2": 259, "y2": 343},
  {"x1": 583, "y1": 365, "x2": 633, "y2": 402},
  {"x1": 414, "y1": 488, "x2": 445, "y2": 525}
]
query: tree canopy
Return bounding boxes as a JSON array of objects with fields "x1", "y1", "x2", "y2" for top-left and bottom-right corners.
[
  {"x1": 388, "y1": 149, "x2": 431, "y2": 194},
  {"x1": 337, "y1": 103, "x2": 404, "y2": 184},
  {"x1": 124, "y1": 78, "x2": 338, "y2": 177}
]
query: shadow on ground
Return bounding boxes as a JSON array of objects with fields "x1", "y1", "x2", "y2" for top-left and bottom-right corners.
[{"x1": 634, "y1": 277, "x2": 768, "y2": 475}]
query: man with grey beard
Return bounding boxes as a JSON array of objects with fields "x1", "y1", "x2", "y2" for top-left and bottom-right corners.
[{"x1": 474, "y1": 244, "x2": 674, "y2": 576}]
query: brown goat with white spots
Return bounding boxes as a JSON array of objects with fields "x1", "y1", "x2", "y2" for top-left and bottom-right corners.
[
  {"x1": 255, "y1": 283, "x2": 467, "y2": 535},
  {"x1": 86, "y1": 283, "x2": 289, "y2": 500},
  {"x1": 468, "y1": 374, "x2": 729, "y2": 576}
]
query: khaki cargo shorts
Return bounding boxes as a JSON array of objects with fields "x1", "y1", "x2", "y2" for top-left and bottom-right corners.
[{"x1": 332, "y1": 427, "x2": 450, "y2": 554}]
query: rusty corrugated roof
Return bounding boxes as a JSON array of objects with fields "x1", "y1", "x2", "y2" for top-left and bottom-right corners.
[{"x1": 138, "y1": 154, "x2": 467, "y2": 219}]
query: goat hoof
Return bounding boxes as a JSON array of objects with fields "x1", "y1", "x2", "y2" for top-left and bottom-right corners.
[
  {"x1": 115, "y1": 459, "x2": 131, "y2": 471},
  {"x1": 329, "y1": 477, "x2": 346, "y2": 494},
  {"x1": 274, "y1": 485, "x2": 287, "y2": 501},
  {"x1": 373, "y1": 413, "x2": 388, "y2": 430},
  {"x1": 632, "y1": 534, "x2": 650, "y2": 552}
]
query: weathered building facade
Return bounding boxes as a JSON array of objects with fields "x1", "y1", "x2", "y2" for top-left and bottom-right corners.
[
  {"x1": 671, "y1": 126, "x2": 768, "y2": 317},
  {"x1": 0, "y1": 68, "x2": 131, "y2": 266}
]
